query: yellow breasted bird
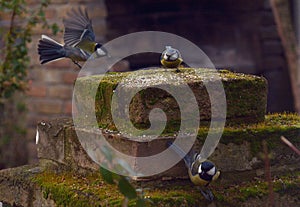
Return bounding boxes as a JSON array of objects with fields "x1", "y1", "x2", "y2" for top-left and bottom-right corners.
[
  {"x1": 160, "y1": 46, "x2": 183, "y2": 71},
  {"x1": 167, "y1": 141, "x2": 220, "y2": 201},
  {"x1": 63, "y1": 7, "x2": 107, "y2": 58},
  {"x1": 37, "y1": 7, "x2": 107, "y2": 69}
]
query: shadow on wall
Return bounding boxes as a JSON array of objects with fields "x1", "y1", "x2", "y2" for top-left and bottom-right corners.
[{"x1": 105, "y1": 0, "x2": 295, "y2": 113}]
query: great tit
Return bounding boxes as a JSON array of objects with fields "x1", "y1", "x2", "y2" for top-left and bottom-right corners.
[
  {"x1": 63, "y1": 7, "x2": 107, "y2": 58},
  {"x1": 37, "y1": 7, "x2": 107, "y2": 68},
  {"x1": 38, "y1": 35, "x2": 90, "y2": 68},
  {"x1": 160, "y1": 46, "x2": 183, "y2": 71},
  {"x1": 167, "y1": 141, "x2": 220, "y2": 201}
]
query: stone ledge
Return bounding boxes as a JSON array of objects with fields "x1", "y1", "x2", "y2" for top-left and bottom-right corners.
[
  {"x1": 0, "y1": 165, "x2": 299, "y2": 207},
  {"x1": 36, "y1": 114, "x2": 300, "y2": 181}
]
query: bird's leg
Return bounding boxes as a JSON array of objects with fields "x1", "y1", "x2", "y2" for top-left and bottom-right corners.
[
  {"x1": 198, "y1": 187, "x2": 214, "y2": 201},
  {"x1": 175, "y1": 68, "x2": 180, "y2": 73},
  {"x1": 72, "y1": 60, "x2": 82, "y2": 69}
]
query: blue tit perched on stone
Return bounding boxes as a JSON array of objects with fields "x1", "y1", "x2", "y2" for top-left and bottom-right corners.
[
  {"x1": 160, "y1": 46, "x2": 183, "y2": 71},
  {"x1": 167, "y1": 141, "x2": 220, "y2": 201},
  {"x1": 37, "y1": 7, "x2": 107, "y2": 69}
]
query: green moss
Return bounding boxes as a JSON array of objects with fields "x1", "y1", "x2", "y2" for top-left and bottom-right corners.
[
  {"x1": 236, "y1": 172, "x2": 300, "y2": 201},
  {"x1": 195, "y1": 113, "x2": 300, "y2": 155},
  {"x1": 75, "y1": 68, "x2": 268, "y2": 131},
  {"x1": 32, "y1": 171, "x2": 124, "y2": 206},
  {"x1": 29, "y1": 168, "x2": 299, "y2": 207},
  {"x1": 235, "y1": 114, "x2": 298, "y2": 152}
]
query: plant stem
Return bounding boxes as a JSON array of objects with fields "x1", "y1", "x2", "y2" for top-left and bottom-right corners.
[{"x1": 262, "y1": 140, "x2": 274, "y2": 207}]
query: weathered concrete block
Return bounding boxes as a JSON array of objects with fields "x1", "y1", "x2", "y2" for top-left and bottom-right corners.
[
  {"x1": 74, "y1": 68, "x2": 268, "y2": 131},
  {"x1": 37, "y1": 118, "x2": 99, "y2": 171}
]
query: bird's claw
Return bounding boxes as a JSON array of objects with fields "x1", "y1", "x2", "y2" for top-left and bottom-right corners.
[
  {"x1": 199, "y1": 188, "x2": 214, "y2": 201},
  {"x1": 72, "y1": 60, "x2": 82, "y2": 69}
]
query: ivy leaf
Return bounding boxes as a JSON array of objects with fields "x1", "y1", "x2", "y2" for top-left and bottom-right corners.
[
  {"x1": 136, "y1": 198, "x2": 146, "y2": 207},
  {"x1": 51, "y1": 23, "x2": 60, "y2": 35},
  {"x1": 100, "y1": 145, "x2": 113, "y2": 162},
  {"x1": 118, "y1": 177, "x2": 137, "y2": 200},
  {"x1": 99, "y1": 167, "x2": 114, "y2": 184}
]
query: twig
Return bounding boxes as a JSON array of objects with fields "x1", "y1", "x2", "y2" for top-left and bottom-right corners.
[
  {"x1": 2, "y1": 5, "x2": 17, "y2": 74},
  {"x1": 262, "y1": 140, "x2": 274, "y2": 207},
  {"x1": 280, "y1": 136, "x2": 300, "y2": 155}
]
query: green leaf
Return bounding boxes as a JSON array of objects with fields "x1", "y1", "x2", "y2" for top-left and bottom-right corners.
[
  {"x1": 100, "y1": 145, "x2": 113, "y2": 162},
  {"x1": 118, "y1": 177, "x2": 137, "y2": 200},
  {"x1": 136, "y1": 198, "x2": 146, "y2": 207},
  {"x1": 99, "y1": 167, "x2": 115, "y2": 184}
]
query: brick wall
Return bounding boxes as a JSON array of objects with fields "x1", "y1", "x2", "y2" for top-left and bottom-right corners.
[
  {"x1": 259, "y1": 0, "x2": 294, "y2": 112},
  {"x1": 105, "y1": 0, "x2": 295, "y2": 112},
  {"x1": 25, "y1": 0, "x2": 107, "y2": 164}
]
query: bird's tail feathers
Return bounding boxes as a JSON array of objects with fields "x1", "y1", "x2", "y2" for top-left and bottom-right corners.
[
  {"x1": 38, "y1": 35, "x2": 65, "y2": 64},
  {"x1": 167, "y1": 141, "x2": 193, "y2": 167}
]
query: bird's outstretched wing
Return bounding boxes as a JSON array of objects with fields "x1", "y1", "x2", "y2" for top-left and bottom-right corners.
[
  {"x1": 63, "y1": 7, "x2": 95, "y2": 47},
  {"x1": 167, "y1": 141, "x2": 194, "y2": 168}
]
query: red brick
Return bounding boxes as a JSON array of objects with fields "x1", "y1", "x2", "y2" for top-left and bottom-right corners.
[
  {"x1": 263, "y1": 56, "x2": 286, "y2": 71},
  {"x1": 34, "y1": 100, "x2": 63, "y2": 114},
  {"x1": 27, "y1": 68, "x2": 41, "y2": 82},
  {"x1": 26, "y1": 114, "x2": 52, "y2": 127},
  {"x1": 262, "y1": 40, "x2": 283, "y2": 55},
  {"x1": 0, "y1": 12, "x2": 12, "y2": 21},
  {"x1": 26, "y1": 128, "x2": 37, "y2": 141},
  {"x1": 64, "y1": 101, "x2": 73, "y2": 114},
  {"x1": 40, "y1": 70, "x2": 64, "y2": 83},
  {"x1": 63, "y1": 71, "x2": 79, "y2": 84},
  {"x1": 86, "y1": 3, "x2": 107, "y2": 18},
  {"x1": 44, "y1": 59, "x2": 73, "y2": 69},
  {"x1": 27, "y1": 142, "x2": 38, "y2": 165},
  {"x1": 32, "y1": 19, "x2": 64, "y2": 35},
  {"x1": 48, "y1": 85, "x2": 73, "y2": 99},
  {"x1": 110, "y1": 60, "x2": 130, "y2": 72},
  {"x1": 45, "y1": 8, "x2": 57, "y2": 19},
  {"x1": 49, "y1": 0, "x2": 70, "y2": 4},
  {"x1": 26, "y1": 84, "x2": 47, "y2": 97}
]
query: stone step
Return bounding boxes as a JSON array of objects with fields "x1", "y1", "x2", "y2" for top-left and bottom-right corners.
[
  {"x1": 74, "y1": 68, "x2": 268, "y2": 132},
  {"x1": 1, "y1": 165, "x2": 299, "y2": 207},
  {"x1": 36, "y1": 114, "x2": 300, "y2": 181}
]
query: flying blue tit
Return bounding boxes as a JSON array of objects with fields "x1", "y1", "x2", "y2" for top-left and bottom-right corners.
[
  {"x1": 37, "y1": 7, "x2": 107, "y2": 69},
  {"x1": 167, "y1": 141, "x2": 220, "y2": 201},
  {"x1": 160, "y1": 46, "x2": 183, "y2": 71},
  {"x1": 63, "y1": 7, "x2": 107, "y2": 58}
]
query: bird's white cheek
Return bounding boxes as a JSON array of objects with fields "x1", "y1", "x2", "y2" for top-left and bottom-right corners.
[
  {"x1": 97, "y1": 48, "x2": 106, "y2": 56},
  {"x1": 207, "y1": 167, "x2": 216, "y2": 176},
  {"x1": 198, "y1": 164, "x2": 202, "y2": 174},
  {"x1": 163, "y1": 53, "x2": 168, "y2": 60}
]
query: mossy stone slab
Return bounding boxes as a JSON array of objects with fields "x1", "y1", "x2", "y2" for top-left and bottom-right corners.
[
  {"x1": 1, "y1": 165, "x2": 299, "y2": 207},
  {"x1": 74, "y1": 68, "x2": 267, "y2": 131},
  {"x1": 36, "y1": 114, "x2": 300, "y2": 181}
]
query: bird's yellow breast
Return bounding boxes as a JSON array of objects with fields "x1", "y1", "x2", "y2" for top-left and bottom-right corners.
[
  {"x1": 188, "y1": 170, "x2": 221, "y2": 186},
  {"x1": 160, "y1": 58, "x2": 183, "y2": 68},
  {"x1": 188, "y1": 170, "x2": 209, "y2": 186}
]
